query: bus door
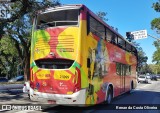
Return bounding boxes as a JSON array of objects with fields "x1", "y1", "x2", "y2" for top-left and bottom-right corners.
[{"x1": 120, "y1": 64, "x2": 125, "y2": 94}]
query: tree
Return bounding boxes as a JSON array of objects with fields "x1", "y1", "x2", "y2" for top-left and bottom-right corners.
[
  {"x1": 132, "y1": 42, "x2": 148, "y2": 73},
  {"x1": 153, "y1": 0, "x2": 160, "y2": 12},
  {"x1": 96, "y1": 11, "x2": 119, "y2": 32},
  {"x1": 0, "y1": 36, "x2": 18, "y2": 79},
  {"x1": 152, "y1": 0, "x2": 160, "y2": 33},
  {"x1": 149, "y1": 64, "x2": 160, "y2": 74},
  {"x1": 0, "y1": 0, "x2": 60, "y2": 80},
  {"x1": 140, "y1": 64, "x2": 152, "y2": 74},
  {"x1": 152, "y1": 41, "x2": 160, "y2": 64},
  {"x1": 96, "y1": 11, "x2": 108, "y2": 21},
  {"x1": 151, "y1": 0, "x2": 160, "y2": 67}
]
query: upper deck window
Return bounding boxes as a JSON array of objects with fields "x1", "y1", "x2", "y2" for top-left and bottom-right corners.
[
  {"x1": 89, "y1": 16, "x2": 105, "y2": 39},
  {"x1": 36, "y1": 9, "x2": 79, "y2": 29}
]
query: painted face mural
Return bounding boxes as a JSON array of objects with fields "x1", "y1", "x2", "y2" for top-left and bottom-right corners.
[
  {"x1": 94, "y1": 39, "x2": 109, "y2": 78},
  {"x1": 86, "y1": 36, "x2": 110, "y2": 104}
]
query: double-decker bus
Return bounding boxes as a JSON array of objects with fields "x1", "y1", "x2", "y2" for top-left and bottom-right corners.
[{"x1": 30, "y1": 4, "x2": 138, "y2": 105}]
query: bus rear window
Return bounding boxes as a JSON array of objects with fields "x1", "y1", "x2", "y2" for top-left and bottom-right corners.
[
  {"x1": 35, "y1": 59, "x2": 74, "y2": 69},
  {"x1": 36, "y1": 9, "x2": 79, "y2": 29}
]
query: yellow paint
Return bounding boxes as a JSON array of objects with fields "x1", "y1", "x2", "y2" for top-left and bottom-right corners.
[
  {"x1": 30, "y1": 70, "x2": 34, "y2": 82},
  {"x1": 54, "y1": 71, "x2": 71, "y2": 81},
  {"x1": 93, "y1": 93, "x2": 98, "y2": 104},
  {"x1": 86, "y1": 95, "x2": 91, "y2": 104},
  {"x1": 34, "y1": 38, "x2": 50, "y2": 60},
  {"x1": 125, "y1": 52, "x2": 132, "y2": 65},
  {"x1": 36, "y1": 70, "x2": 50, "y2": 79},
  {"x1": 92, "y1": 77, "x2": 103, "y2": 92},
  {"x1": 67, "y1": 92, "x2": 73, "y2": 95},
  {"x1": 57, "y1": 27, "x2": 79, "y2": 60},
  {"x1": 32, "y1": 66, "x2": 38, "y2": 74}
]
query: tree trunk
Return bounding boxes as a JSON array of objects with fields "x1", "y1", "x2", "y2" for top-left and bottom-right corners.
[{"x1": 23, "y1": 51, "x2": 30, "y2": 81}]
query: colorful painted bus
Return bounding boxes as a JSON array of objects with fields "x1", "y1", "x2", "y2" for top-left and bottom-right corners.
[{"x1": 30, "y1": 4, "x2": 138, "y2": 105}]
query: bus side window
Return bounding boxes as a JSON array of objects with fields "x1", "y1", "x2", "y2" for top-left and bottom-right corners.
[
  {"x1": 116, "y1": 62, "x2": 121, "y2": 75},
  {"x1": 126, "y1": 43, "x2": 131, "y2": 52},
  {"x1": 100, "y1": 26, "x2": 105, "y2": 40},
  {"x1": 89, "y1": 15, "x2": 106, "y2": 39},
  {"x1": 118, "y1": 37, "x2": 125, "y2": 49},
  {"x1": 87, "y1": 12, "x2": 90, "y2": 35},
  {"x1": 126, "y1": 65, "x2": 131, "y2": 75},
  {"x1": 106, "y1": 29, "x2": 112, "y2": 42},
  {"x1": 132, "y1": 46, "x2": 137, "y2": 55},
  {"x1": 111, "y1": 34, "x2": 117, "y2": 44}
]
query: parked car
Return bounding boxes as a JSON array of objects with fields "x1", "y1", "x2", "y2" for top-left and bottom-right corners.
[
  {"x1": 9, "y1": 75, "x2": 24, "y2": 82},
  {"x1": 150, "y1": 75, "x2": 157, "y2": 81},
  {"x1": 156, "y1": 74, "x2": 160, "y2": 79},
  {"x1": 138, "y1": 75, "x2": 151, "y2": 83},
  {"x1": 0, "y1": 77, "x2": 8, "y2": 82}
]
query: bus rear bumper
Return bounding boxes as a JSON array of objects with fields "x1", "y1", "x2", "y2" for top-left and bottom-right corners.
[{"x1": 29, "y1": 88, "x2": 86, "y2": 105}]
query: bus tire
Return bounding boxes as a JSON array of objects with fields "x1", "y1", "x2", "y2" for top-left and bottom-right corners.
[
  {"x1": 129, "y1": 81, "x2": 134, "y2": 94},
  {"x1": 105, "y1": 87, "x2": 113, "y2": 104}
]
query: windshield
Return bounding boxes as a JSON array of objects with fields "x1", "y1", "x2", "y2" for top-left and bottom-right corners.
[{"x1": 36, "y1": 9, "x2": 79, "y2": 29}]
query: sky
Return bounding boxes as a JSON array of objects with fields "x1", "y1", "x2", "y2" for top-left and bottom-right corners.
[{"x1": 60, "y1": 0, "x2": 160, "y2": 64}]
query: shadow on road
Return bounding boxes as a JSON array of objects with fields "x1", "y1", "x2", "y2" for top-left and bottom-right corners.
[
  {"x1": 0, "y1": 89, "x2": 24, "y2": 101},
  {"x1": 42, "y1": 90, "x2": 160, "y2": 113}
]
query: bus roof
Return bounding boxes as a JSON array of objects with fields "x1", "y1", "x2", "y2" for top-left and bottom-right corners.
[
  {"x1": 37, "y1": 4, "x2": 135, "y2": 48},
  {"x1": 81, "y1": 5, "x2": 135, "y2": 47},
  {"x1": 39, "y1": 4, "x2": 83, "y2": 14}
]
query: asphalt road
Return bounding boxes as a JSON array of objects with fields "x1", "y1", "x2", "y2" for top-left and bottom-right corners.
[{"x1": 0, "y1": 80, "x2": 160, "y2": 113}]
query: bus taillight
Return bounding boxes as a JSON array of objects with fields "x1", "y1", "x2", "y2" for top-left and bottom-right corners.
[
  {"x1": 74, "y1": 67, "x2": 81, "y2": 92},
  {"x1": 30, "y1": 82, "x2": 34, "y2": 89}
]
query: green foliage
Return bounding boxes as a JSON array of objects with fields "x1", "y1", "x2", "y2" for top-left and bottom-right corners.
[
  {"x1": 0, "y1": 36, "x2": 18, "y2": 78},
  {"x1": 96, "y1": 11, "x2": 108, "y2": 21},
  {"x1": 139, "y1": 64, "x2": 152, "y2": 74},
  {"x1": 152, "y1": 41, "x2": 160, "y2": 64},
  {"x1": 151, "y1": 0, "x2": 160, "y2": 65},
  {"x1": 149, "y1": 64, "x2": 160, "y2": 74},
  {"x1": 132, "y1": 41, "x2": 148, "y2": 72},
  {"x1": 151, "y1": 18, "x2": 160, "y2": 33},
  {"x1": 96, "y1": 11, "x2": 119, "y2": 32},
  {"x1": 0, "y1": 0, "x2": 60, "y2": 80},
  {"x1": 152, "y1": 0, "x2": 160, "y2": 12}
]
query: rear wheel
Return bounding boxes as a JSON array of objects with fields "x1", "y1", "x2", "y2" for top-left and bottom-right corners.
[
  {"x1": 106, "y1": 87, "x2": 113, "y2": 104},
  {"x1": 129, "y1": 82, "x2": 134, "y2": 93}
]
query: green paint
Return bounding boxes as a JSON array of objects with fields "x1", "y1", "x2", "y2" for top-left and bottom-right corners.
[
  {"x1": 30, "y1": 62, "x2": 36, "y2": 68},
  {"x1": 33, "y1": 66, "x2": 38, "y2": 74},
  {"x1": 73, "y1": 62, "x2": 81, "y2": 69},
  {"x1": 81, "y1": 68, "x2": 88, "y2": 88},
  {"x1": 34, "y1": 30, "x2": 50, "y2": 43}
]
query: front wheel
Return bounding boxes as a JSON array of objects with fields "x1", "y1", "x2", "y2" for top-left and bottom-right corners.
[{"x1": 105, "y1": 87, "x2": 113, "y2": 104}]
